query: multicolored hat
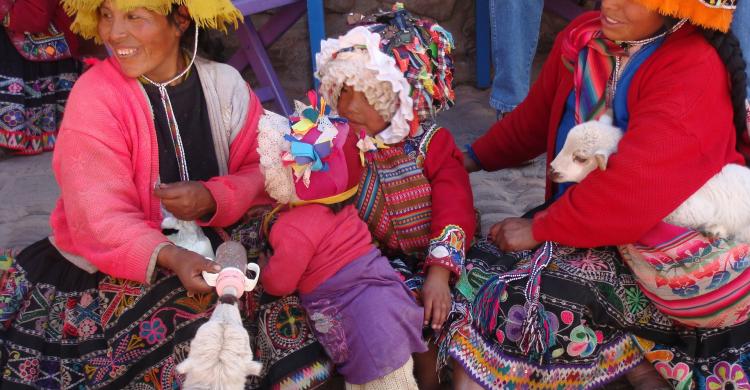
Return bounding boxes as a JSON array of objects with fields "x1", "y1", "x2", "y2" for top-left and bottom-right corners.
[
  {"x1": 61, "y1": 0, "x2": 243, "y2": 41},
  {"x1": 257, "y1": 91, "x2": 362, "y2": 206},
  {"x1": 316, "y1": 3, "x2": 455, "y2": 145},
  {"x1": 632, "y1": 0, "x2": 737, "y2": 32}
]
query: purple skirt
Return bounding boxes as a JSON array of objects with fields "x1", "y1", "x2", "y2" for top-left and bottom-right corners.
[{"x1": 299, "y1": 248, "x2": 427, "y2": 384}]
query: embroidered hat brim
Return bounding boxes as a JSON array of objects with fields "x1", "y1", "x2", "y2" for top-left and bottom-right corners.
[
  {"x1": 632, "y1": 0, "x2": 736, "y2": 32},
  {"x1": 61, "y1": 0, "x2": 243, "y2": 41}
]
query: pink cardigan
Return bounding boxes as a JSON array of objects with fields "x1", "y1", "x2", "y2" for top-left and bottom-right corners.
[{"x1": 49, "y1": 58, "x2": 269, "y2": 283}]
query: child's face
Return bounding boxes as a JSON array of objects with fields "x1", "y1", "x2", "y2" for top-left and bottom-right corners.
[{"x1": 336, "y1": 85, "x2": 388, "y2": 137}]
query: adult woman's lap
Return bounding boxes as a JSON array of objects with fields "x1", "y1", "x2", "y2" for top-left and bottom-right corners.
[{"x1": 441, "y1": 240, "x2": 675, "y2": 389}]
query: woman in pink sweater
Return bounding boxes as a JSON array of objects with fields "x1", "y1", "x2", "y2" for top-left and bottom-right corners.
[{"x1": 0, "y1": 1, "x2": 273, "y2": 388}]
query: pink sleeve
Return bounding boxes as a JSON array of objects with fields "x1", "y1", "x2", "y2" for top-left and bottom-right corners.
[
  {"x1": 260, "y1": 215, "x2": 315, "y2": 296},
  {"x1": 201, "y1": 90, "x2": 273, "y2": 227},
  {"x1": 53, "y1": 88, "x2": 168, "y2": 283}
]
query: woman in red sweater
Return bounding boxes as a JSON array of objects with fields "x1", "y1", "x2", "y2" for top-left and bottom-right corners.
[
  {"x1": 442, "y1": 0, "x2": 749, "y2": 388},
  {"x1": 0, "y1": 0, "x2": 81, "y2": 156}
]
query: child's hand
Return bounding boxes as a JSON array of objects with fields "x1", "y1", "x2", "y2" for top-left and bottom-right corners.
[
  {"x1": 157, "y1": 244, "x2": 221, "y2": 295},
  {"x1": 421, "y1": 266, "x2": 452, "y2": 331}
]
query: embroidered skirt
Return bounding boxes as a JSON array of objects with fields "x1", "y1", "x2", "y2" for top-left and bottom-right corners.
[
  {"x1": 0, "y1": 28, "x2": 80, "y2": 155},
  {"x1": 441, "y1": 239, "x2": 750, "y2": 389},
  {"x1": 299, "y1": 249, "x2": 427, "y2": 384},
  {"x1": 440, "y1": 240, "x2": 672, "y2": 389},
  {"x1": 0, "y1": 217, "x2": 333, "y2": 389}
]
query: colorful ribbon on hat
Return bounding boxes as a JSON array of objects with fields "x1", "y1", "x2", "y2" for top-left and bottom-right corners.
[
  {"x1": 284, "y1": 134, "x2": 332, "y2": 172},
  {"x1": 355, "y1": 129, "x2": 389, "y2": 166}
]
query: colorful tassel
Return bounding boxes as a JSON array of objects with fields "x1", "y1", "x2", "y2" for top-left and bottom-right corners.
[{"x1": 471, "y1": 275, "x2": 507, "y2": 337}]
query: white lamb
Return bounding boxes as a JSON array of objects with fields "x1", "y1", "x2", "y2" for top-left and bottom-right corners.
[{"x1": 549, "y1": 114, "x2": 750, "y2": 243}]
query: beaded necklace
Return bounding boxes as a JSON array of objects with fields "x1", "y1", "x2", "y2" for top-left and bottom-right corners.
[
  {"x1": 607, "y1": 19, "x2": 687, "y2": 106},
  {"x1": 139, "y1": 28, "x2": 199, "y2": 182}
]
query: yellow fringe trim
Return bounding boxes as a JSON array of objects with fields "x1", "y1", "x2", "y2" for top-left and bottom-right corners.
[
  {"x1": 61, "y1": 0, "x2": 242, "y2": 41},
  {"x1": 633, "y1": 0, "x2": 735, "y2": 32}
]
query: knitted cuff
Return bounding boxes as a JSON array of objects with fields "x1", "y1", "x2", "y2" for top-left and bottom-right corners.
[{"x1": 424, "y1": 225, "x2": 466, "y2": 277}]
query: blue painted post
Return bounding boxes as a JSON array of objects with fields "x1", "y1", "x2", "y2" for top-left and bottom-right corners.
[
  {"x1": 307, "y1": 0, "x2": 326, "y2": 89},
  {"x1": 475, "y1": 0, "x2": 491, "y2": 89}
]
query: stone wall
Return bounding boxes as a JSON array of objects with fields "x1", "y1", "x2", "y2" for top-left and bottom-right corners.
[{"x1": 242, "y1": 1, "x2": 592, "y2": 103}]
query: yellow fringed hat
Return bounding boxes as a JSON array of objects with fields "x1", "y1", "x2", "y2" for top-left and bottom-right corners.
[
  {"x1": 61, "y1": 0, "x2": 243, "y2": 41},
  {"x1": 632, "y1": 0, "x2": 737, "y2": 32}
]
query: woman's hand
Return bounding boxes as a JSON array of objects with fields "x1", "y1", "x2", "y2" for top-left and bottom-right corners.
[
  {"x1": 462, "y1": 151, "x2": 481, "y2": 173},
  {"x1": 489, "y1": 217, "x2": 541, "y2": 252},
  {"x1": 421, "y1": 266, "x2": 452, "y2": 331},
  {"x1": 154, "y1": 181, "x2": 217, "y2": 220},
  {"x1": 157, "y1": 244, "x2": 220, "y2": 294}
]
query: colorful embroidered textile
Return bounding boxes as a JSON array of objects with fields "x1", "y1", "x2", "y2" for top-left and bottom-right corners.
[
  {"x1": 0, "y1": 218, "x2": 333, "y2": 390},
  {"x1": 635, "y1": 329, "x2": 750, "y2": 390},
  {"x1": 619, "y1": 222, "x2": 750, "y2": 328},
  {"x1": 355, "y1": 123, "x2": 438, "y2": 257},
  {"x1": 0, "y1": 28, "x2": 80, "y2": 154},
  {"x1": 440, "y1": 240, "x2": 676, "y2": 389},
  {"x1": 9, "y1": 27, "x2": 72, "y2": 62}
]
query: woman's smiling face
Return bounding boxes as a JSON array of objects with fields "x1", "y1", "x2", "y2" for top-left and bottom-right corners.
[
  {"x1": 97, "y1": 0, "x2": 189, "y2": 81},
  {"x1": 600, "y1": 0, "x2": 666, "y2": 42}
]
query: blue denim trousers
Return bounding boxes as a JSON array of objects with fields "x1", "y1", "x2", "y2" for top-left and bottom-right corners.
[
  {"x1": 733, "y1": 0, "x2": 750, "y2": 99},
  {"x1": 489, "y1": 0, "x2": 544, "y2": 113}
]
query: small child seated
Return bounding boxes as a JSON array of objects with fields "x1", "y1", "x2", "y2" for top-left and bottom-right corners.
[
  {"x1": 256, "y1": 98, "x2": 427, "y2": 389},
  {"x1": 315, "y1": 6, "x2": 475, "y2": 386}
]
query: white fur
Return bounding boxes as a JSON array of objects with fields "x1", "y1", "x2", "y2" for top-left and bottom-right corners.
[
  {"x1": 551, "y1": 115, "x2": 750, "y2": 243},
  {"x1": 176, "y1": 303, "x2": 262, "y2": 390},
  {"x1": 161, "y1": 209, "x2": 215, "y2": 259}
]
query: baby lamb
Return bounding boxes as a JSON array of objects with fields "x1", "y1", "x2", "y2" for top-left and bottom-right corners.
[{"x1": 549, "y1": 114, "x2": 750, "y2": 243}]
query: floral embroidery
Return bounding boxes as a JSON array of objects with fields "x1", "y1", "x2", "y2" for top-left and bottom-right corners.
[
  {"x1": 78, "y1": 318, "x2": 97, "y2": 339},
  {"x1": 566, "y1": 324, "x2": 598, "y2": 357},
  {"x1": 706, "y1": 362, "x2": 750, "y2": 390},
  {"x1": 139, "y1": 318, "x2": 167, "y2": 345},
  {"x1": 654, "y1": 362, "x2": 692, "y2": 390},
  {"x1": 625, "y1": 286, "x2": 649, "y2": 315},
  {"x1": 18, "y1": 359, "x2": 39, "y2": 381},
  {"x1": 504, "y1": 303, "x2": 558, "y2": 344},
  {"x1": 568, "y1": 252, "x2": 608, "y2": 272}
]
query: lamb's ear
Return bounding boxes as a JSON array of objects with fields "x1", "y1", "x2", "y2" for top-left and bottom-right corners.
[
  {"x1": 594, "y1": 152, "x2": 609, "y2": 171},
  {"x1": 599, "y1": 110, "x2": 614, "y2": 126}
]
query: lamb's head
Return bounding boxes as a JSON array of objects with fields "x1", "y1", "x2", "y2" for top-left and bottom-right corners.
[{"x1": 549, "y1": 114, "x2": 623, "y2": 183}]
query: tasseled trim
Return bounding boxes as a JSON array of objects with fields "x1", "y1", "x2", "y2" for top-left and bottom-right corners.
[
  {"x1": 61, "y1": 0, "x2": 243, "y2": 41},
  {"x1": 633, "y1": 0, "x2": 735, "y2": 32},
  {"x1": 470, "y1": 242, "x2": 557, "y2": 358}
]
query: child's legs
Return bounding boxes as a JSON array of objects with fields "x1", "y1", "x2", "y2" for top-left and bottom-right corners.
[
  {"x1": 413, "y1": 340, "x2": 441, "y2": 390},
  {"x1": 345, "y1": 357, "x2": 418, "y2": 390}
]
